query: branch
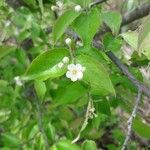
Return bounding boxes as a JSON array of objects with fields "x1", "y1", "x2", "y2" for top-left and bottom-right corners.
[
  {"x1": 105, "y1": 51, "x2": 150, "y2": 98},
  {"x1": 90, "y1": 0, "x2": 107, "y2": 7},
  {"x1": 122, "y1": 2, "x2": 150, "y2": 26},
  {"x1": 121, "y1": 89, "x2": 142, "y2": 150}
]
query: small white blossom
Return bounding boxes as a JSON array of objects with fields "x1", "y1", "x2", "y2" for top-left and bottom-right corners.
[
  {"x1": 51, "y1": 5, "x2": 58, "y2": 11},
  {"x1": 75, "y1": 5, "x2": 82, "y2": 12},
  {"x1": 56, "y1": 1, "x2": 63, "y2": 8},
  {"x1": 14, "y1": 76, "x2": 23, "y2": 86},
  {"x1": 66, "y1": 64, "x2": 85, "y2": 82},
  {"x1": 65, "y1": 38, "x2": 72, "y2": 45},
  {"x1": 58, "y1": 62, "x2": 64, "y2": 68},
  {"x1": 62, "y1": 57, "x2": 69, "y2": 64},
  {"x1": 76, "y1": 41, "x2": 83, "y2": 47}
]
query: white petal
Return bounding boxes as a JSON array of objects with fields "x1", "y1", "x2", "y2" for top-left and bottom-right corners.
[
  {"x1": 71, "y1": 76, "x2": 78, "y2": 82},
  {"x1": 77, "y1": 71, "x2": 83, "y2": 80},
  {"x1": 76, "y1": 64, "x2": 82, "y2": 71},
  {"x1": 66, "y1": 71, "x2": 71, "y2": 78},
  {"x1": 67, "y1": 64, "x2": 75, "y2": 70}
]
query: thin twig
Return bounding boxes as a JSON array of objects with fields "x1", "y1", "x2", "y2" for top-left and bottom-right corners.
[
  {"x1": 90, "y1": 0, "x2": 107, "y2": 7},
  {"x1": 72, "y1": 93, "x2": 93, "y2": 143},
  {"x1": 122, "y1": 2, "x2": 150, "y2": 26},
  {"x1": 105, "y1": 51, "x2": 150, "y2": 98},
  {"x1": 121, "y1": 88, "x2": 142, "y2": 150}
]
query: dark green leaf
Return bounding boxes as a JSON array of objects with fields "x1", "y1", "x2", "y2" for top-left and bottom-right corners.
[
  {"x1": 52, "y1": 10, "x2": 80, "y2": 43},
  {"x1": 133, "y1": 118, "x2": 150, "y2": 139},
  {"x1": 102, "y1": 11, "x2": 122, "y2": 35},
  {"x1": 54, "y1": 82, "x2": 87, "y2": 105},
  {"x1": 0, "y1": 45, "x2": 16, "y2": 59},
  {"x1": 96, "y1": 99, "x2": 111, "y2": 116},
  {"x1": 103, "y1": 33, "x2": 122, "y2": 52},
  {"x1": 82, "y1": 140, "x2": 97, "y2": 150},
  {"x1": 72, "y1": 8, "x2": 101, "y2": 47}
]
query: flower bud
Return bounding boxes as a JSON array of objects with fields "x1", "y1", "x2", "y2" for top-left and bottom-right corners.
[
  {"x1": 75, "y1": 5, "x2": 82, "y2": 12},
  {"x1": 58, "y1": 62, "x2": 64, "y2": 68},
  {"x1": 62, "y1": 57, "x2": 69, "y2": 64},
  {"x1": 51, "y1": 5, "x2": 58, "y2": 11},
  {"x1": 65, "y1": 38, "x2": 72, "y2": 45}
]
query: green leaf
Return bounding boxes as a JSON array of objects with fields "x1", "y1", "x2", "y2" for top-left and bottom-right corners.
[
  {"x1": 96, "y1": 99, "x2": 111, "y2": 116},
  {"x1": 55, "y1": 140, "x2": 80, "y2": 150},
  {"x1": 121, "y1": 31, "x2": 138, "y2": 50},
  {"x1": 102, "y1": 11, "x2": 122, "y2": 35},
  {"x1": 54, "y1": 82, "x2": 87, "y2": 105},
  {"x1": 23, "y1": 0, "x2": 38, "y2": 8},
  {"x1": 77, "y1": 47, "x2": 109, "y2": 64},
  {"x1": 72, "y1": 8, "x2": 101, "y2": 47},
  {"x1": 77, "y1": 54, "x2": 115, "y2": 96},
  {"x1": 138, "y1": 16, "x2": 150, "y2": 49},
  {"x1": 133, "y1": 118, "x2": 150, "y2": 139},
  {"x1": 71, "y1": 0, "x2": 92, "y2": 7},
  {"x1": 82, "y1": 140, "x2": 97, "y2": 150},
  {"x1": 0, "y1": 109, "x2": 11, "y2": 123},
  {"x1": 1, "y1": 133, "x2": 21, "y2": 147},
  {"x1": 37, "y1": 0, "x2": 44, "y2": 15},
  {"x1": 46, "y1": 123, "x2": 56, "y2": 142},
  {"x1": 52, "y1": 10, "x2": 80, "y2": 43},
  {"x1": 103, "y1": 33, "x2": 122, "y2": 52},
  {"x1": 139, "y1": 32, "x2": 150, "y2": 60},
  {"x1": 24, "y1": 48, "x2": 69, "y2": 81},
  {"x1": 34, "y1": 80, "x2": 47, "y2": 99},
  {"x1": 0, "y1": 45, "x2": 16, "y2": 59},
  {"x1": 121, "y1": 31, "x2": 150, "y2": 60}
]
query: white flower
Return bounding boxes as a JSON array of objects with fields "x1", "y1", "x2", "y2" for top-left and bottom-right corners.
[
  {"x1": 65, "y1": 38, "x2": 72, "y2": 45},
  {"x1": 51, "y1": 5, "x2": 58, "y2": 11},
  {"x1": 62, "y1": 57, "x2": 69, "y2": 64},
  {"x1": 66, "y1": 64, "x2": 85, "y2": 82},
  {"x1": 56, "y1": 1, "x2": 63, "y2": 8},
  {"x1": 14, "y1": 76, "x2": 23, "y2": 86},
  {"x1": 75, "y1": 5, "x2": 82, "y2": 12},
  {"x1": 58, "y1": 62, "x2": 64, "y2": 68}
]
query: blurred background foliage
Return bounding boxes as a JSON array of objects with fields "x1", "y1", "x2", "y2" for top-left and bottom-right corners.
[{"x1": 0, "y1": 0, "x2": 150, "y2": 149}]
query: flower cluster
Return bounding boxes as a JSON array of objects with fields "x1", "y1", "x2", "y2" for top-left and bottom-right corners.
[
  {"x1": 51, "y1": 1, "x2": 64, "y2": 16},
  {"x1": 66, "y1": 64, "x2": 85, "y2": 82},
  {"x1": 88, "y1": 107, "x2": 97, "y2": 119},
  {"x1": 51, "y1": 1, "x2": 82, "y2": 14},
  {"x1": 57, "y1": 56, "x2": 70, "y2": 69}
]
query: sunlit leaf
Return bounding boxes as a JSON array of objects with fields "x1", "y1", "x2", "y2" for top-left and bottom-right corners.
[{"x1": 24, "y1": 48, "x2": 69, "y2": 81}]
